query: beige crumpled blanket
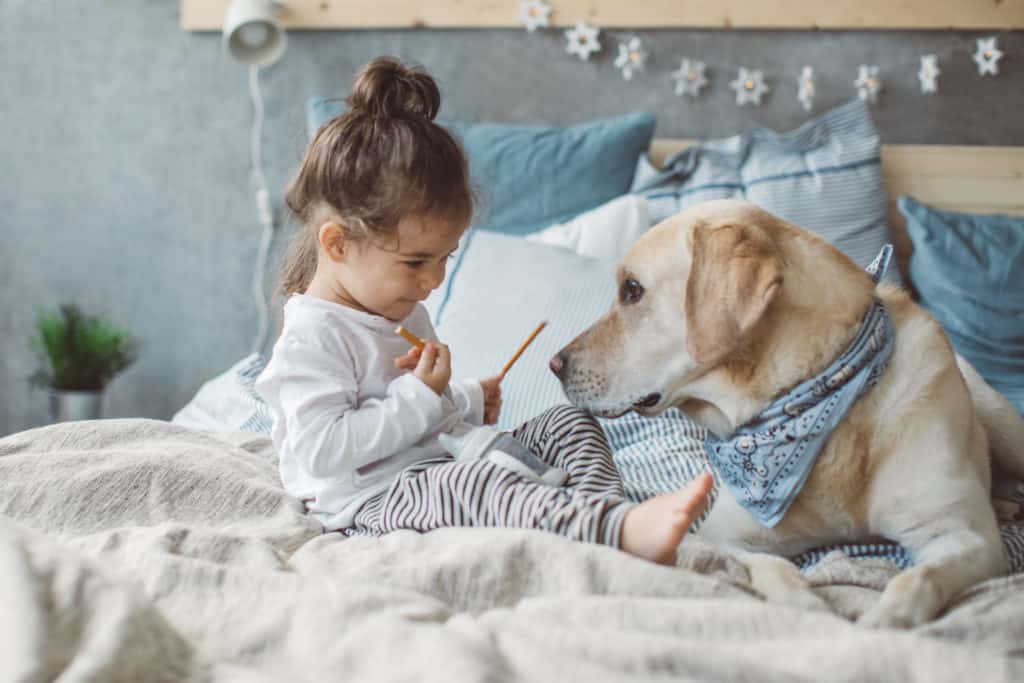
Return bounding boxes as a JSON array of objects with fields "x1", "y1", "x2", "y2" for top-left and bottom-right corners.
[{"x1": 1, "y1": 419, "x2": 1022, "y2": 682}]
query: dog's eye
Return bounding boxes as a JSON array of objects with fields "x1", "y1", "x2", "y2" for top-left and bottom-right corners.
[{"x1": 619, "y1": 278, "x2": 644, "y2": 305}]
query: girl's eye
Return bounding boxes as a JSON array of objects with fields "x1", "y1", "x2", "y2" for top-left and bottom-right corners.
[{"x1": 404, "y1": 261, "x2": 426, "y2": 269}]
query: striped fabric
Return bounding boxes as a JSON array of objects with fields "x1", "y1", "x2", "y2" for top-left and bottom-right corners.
[
  {"x1": 632, "y1": 98, "x2": 899, "y2": 283},
  {"x1": 345, "y1": 406, "x2": 631, "y2": 547},
  {"x1": 600, "y1": 409, "x2": 1024, "y2": 574}
]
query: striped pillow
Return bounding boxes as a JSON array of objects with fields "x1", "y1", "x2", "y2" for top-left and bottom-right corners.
[{"x1": 632, "y1": 98, "x2": 900, "y2": 284}]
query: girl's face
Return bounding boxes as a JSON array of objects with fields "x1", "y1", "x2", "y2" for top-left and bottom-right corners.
[{"x1": 322, "y1": 214, "x2": 466, "y2": 321}]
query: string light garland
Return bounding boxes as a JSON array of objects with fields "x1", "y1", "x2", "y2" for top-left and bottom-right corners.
[
  {"x1": 614, "y1": 36, "x2": 649, "y2": 80},
  {"x1": 518, "y1": 0, "x2": 551, "y2": 33},
  {"x1": 854, "y1": 64, "x2": 883, "y2": 104},
  {"x1": 973, "y1": 37, "x2": 1004, "y2": 76},
  {"x1": 564, "y1": 21, "x2": 601, "y2": 61},
  {"x1": 671, "y1": 59, "x2": 708, "y2": 97},
  {"x1": 517, "y1": 6, "x2": 1009, "y2": 110},
  {"x1": 797, "y1": 66, "x2": 817, "y2": 111},
  {"x1": 919, "y1": 55, "x2": 940, "y2": 94},
  {"x1": 730, "y1": 67, "x2": 770, "y2": 106}
]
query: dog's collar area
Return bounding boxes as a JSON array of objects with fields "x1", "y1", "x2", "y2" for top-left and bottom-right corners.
[{"x1": 704, "y1": 244, "x2": 895, "y2": 528}]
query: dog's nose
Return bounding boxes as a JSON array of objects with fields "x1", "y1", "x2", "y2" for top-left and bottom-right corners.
[{"x1": 549, "y1": 353, "x2": 566, "y2": 377}]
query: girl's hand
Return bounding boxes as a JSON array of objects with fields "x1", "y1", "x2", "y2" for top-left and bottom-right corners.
[
  {"x1": 394, "y1": 346, "x2": 421, "y2": 372},
  {"x1": 413, "y1": 342, "x2": 451, "y2": 396},
  {"x1": 479, "y1": 375, "x2": 502, "y2": 425}
]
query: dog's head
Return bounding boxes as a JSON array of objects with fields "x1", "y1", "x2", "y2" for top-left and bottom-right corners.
[{"x1": 551, "y1": 199, "x2": 787, "y2": 419}]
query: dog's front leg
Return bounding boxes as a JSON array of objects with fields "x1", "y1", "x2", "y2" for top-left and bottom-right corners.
[
  {"x1": 859, "y1": 418, "x2": 1007, "y2": 628},
  {"x1": 698, "y1": 490, "x2": 834, "y2": 614}
]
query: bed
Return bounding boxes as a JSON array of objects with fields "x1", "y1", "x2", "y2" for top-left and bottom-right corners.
[{"x1": 3, "y1": 115, "x2": 1024, "y2": 681}]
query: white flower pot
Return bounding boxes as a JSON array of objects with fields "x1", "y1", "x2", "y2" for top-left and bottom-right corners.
[{"x1": 49, "y1": 390, "x2": 103, "y2": 422}]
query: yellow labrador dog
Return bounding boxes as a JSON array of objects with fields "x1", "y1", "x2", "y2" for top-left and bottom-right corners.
[{"x1": 553, "y1": 198, "x2": 1024, "y2": 628}]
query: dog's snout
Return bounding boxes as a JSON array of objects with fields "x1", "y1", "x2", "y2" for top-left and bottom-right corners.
[{"x1": 549, "y1": 352, "x2": 566, "y2": 377}]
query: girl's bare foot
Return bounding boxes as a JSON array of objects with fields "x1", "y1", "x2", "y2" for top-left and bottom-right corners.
[{"x1": 620, "y1": 472, "x2": 714, "y2": 565}]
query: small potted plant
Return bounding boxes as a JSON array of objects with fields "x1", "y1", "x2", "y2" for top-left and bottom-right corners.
[{"x1": 30, "y1": 304, "x2": 139, "y2": 422}]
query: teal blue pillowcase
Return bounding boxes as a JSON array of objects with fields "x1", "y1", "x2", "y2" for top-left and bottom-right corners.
[
  {"x1": 898, "y1": 195, "x2": 1024, "y2": 414},
  {"x1": 306, "y1": 97, "x2": 655, "y2": 235}
]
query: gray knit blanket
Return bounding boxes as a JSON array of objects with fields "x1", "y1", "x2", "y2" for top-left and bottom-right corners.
[{"x1": 2, "y1": 419, "x2": 1022, "y2": 682}]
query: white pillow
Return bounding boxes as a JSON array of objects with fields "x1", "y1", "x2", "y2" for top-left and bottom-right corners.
[
  {"x1": 426, "y1": 230, "x2": 617, "y2": 429},
  {"x1": 525, "y1": 194, "x2": 650, "y2": 262},
  {"x1": 171, "y1": 354, "x2": 271, "y2": 433}
]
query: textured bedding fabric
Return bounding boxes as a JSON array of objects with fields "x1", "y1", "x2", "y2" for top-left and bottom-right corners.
[{"x1": 2, "y1": 419, "x2": 1024, "y2": 682}]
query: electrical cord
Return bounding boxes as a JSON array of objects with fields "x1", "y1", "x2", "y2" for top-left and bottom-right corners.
[{"x1": 248, "y1": 64, "x2": 275, "y2": 356}]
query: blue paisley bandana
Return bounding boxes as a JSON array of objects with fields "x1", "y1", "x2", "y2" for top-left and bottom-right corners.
[{"x1": 704, "y1": 245, "x2": 895, "y2": 528}]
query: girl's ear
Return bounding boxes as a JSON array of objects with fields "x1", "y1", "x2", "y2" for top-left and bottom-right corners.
[{"x1": 318, "y1": 222, "x2": 347, "y2": 262}]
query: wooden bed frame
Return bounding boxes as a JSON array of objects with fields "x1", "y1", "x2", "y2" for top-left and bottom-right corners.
[
  {"x1": 181, "y1": 0, "x2": 1023, "y2": 30},
  {"x1": 649, "y1": 141, "x2": 1024, "y2": 279}
]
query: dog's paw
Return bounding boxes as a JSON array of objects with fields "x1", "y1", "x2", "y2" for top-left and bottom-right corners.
[
  {"x1": 857, "y1": 571, "x2": 942, "y2": 629},
  {"x1": 857, "y1": 598, "x2": 931, "y2": 629},
  {"x1": 774, "y1": 584, "x2": 834, "y2": 614}
]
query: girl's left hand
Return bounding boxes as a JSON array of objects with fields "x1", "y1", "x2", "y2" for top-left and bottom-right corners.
[
  {"x1": 394, "y1": 346, "x2": 421, "y2": 371},
  {"x1": 479, "y1": 376, "x2": 502, "y2": 425}
]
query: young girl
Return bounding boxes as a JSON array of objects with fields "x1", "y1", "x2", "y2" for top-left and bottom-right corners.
[{"x1": 255, "y1": 56, "x2": 712, "y2": 565}]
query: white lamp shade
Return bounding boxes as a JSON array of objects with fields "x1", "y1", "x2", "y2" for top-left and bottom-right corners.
[{"x1": 223, "y1": 0, "x2": 287, "y2": 67}]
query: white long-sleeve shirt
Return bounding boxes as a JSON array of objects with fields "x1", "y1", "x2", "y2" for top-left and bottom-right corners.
[{"x1": 255, "y1": 294, "x2": 484, "y2": 531}]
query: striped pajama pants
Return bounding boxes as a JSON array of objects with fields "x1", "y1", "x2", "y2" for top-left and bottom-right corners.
[{"x1": 344, "y1": 405, "x2": 635, "y2": 548}]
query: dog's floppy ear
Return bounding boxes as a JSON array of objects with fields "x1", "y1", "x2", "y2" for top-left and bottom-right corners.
[{"x1": 685, "y1": 221, "x2": 783, "y2": 365}]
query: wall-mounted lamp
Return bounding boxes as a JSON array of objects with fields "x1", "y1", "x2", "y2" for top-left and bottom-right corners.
[
  {"x1": 223, "y1": 0, "x2": 287, "y2": 67},
  {"x1": 222, "y1": 0, "x2": 287, "y2": 353}
]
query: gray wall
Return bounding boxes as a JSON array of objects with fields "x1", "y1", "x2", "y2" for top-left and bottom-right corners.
[{"x1": 2, "y1": 1, "x2": 1022, "y2": 436}]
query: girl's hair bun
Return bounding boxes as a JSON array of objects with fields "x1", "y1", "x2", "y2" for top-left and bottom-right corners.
[{"x1": 347, "y1": 57, "x2": 441, "y2": 121}]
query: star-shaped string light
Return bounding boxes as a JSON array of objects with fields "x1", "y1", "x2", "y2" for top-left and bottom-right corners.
[
  {"x1": 614, "y1": 37, "x2": 649, "y2": 80},
  {"x1": 729, "y1": 67, "x2": 769, "y2": 106},
  {"x1": 918, "y1": 55, "x2": 940, "y2": 94},
  {"x1": 973, "y1": 37, "x2": 1003, "y2": 76},
  {"x1": 854, "y1": 65, "x2": 882, "y2": 104},
  {"x1": 671, "y1": 59, "x2": 708, "y2": 97},
  {"x1": 797, "y1": 66, "x2": 815, "y2": 112},
  {"x1": 564, "y1": 21, "x2": 601, "y2": 62},
  {"x1": 517, "y1": 0, "x2": 551, "y2": 33}
]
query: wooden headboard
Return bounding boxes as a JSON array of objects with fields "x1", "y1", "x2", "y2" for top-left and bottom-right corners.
[
  {"x1": 182, "y1": 0, "x2": 1023, "y2": 30},
  {"x1": 648, "y1": 141, "x2": 1024, "y2": 278}
]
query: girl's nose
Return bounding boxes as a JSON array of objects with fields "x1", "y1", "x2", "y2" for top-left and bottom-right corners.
[{"x1": 425, "y1": 263, "x2": 446, "y2": 290}]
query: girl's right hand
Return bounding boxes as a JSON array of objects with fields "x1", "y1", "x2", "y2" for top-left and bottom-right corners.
[{"x1": 414, "y1": 342, "x2": 451, "y2": 396}]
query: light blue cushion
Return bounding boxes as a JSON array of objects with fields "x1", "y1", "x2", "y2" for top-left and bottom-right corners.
[
  {"x1": 424, "y1": 229, "x2": 617, "y2": 429},
  {"x1": 633, "y1": 98, "x2": 898, "y2": 283},
  {"x1": 898, "y1": 195, "x2": 1024, "y2": 414},
  {"x1": 307, "y1": 97, "x2": 655, "y2": 235}
]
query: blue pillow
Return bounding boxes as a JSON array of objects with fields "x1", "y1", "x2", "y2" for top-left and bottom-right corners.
[
  {"x1": 306, "y1": 97, "x2": 655, "y2": 235},
  {"x1": 898, "y1": 195, "x2": 1024, "y2": 414},
  {"x1": 632, "y1": 98, "x2": 898, "y2": 283}
]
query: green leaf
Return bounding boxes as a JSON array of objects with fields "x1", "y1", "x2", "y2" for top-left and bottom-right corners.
[{"x1": 29, "y1": 304, "x2": 139, "y2": 391}]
